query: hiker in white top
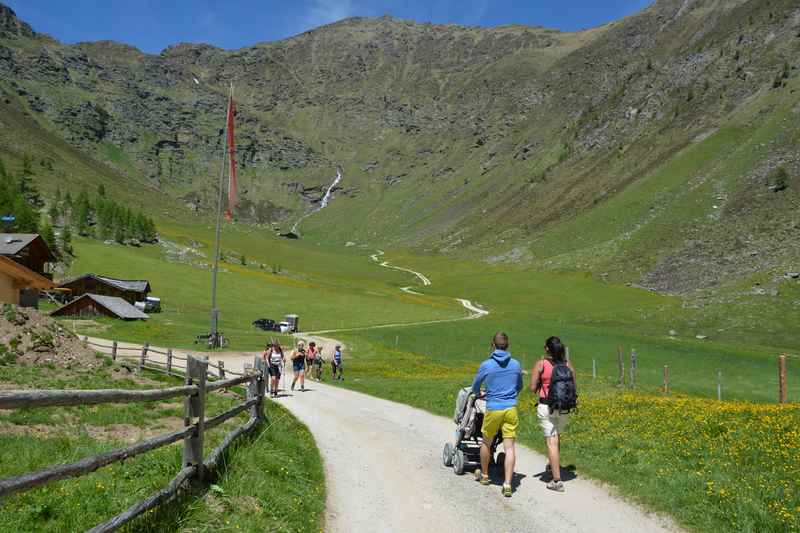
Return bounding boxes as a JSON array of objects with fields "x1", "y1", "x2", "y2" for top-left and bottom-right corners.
[{"x1": 265, "y1": 341, "x2": 284, "y2": 398}]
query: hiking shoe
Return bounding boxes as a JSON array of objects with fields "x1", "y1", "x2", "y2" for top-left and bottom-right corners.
[
  {"x1": 474, "y1": 469, "x2": 490, "y2": 486},
  {"x1": 546, "y1": 480, "x2": 565, "y2": 493},
  {"x1": 502, "y1": 484, "x2": 513, "y2": 497}
]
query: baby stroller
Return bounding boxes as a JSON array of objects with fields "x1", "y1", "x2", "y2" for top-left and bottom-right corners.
[{"x1": 442, "y1": 388, "x2": 504, "y2": 475}]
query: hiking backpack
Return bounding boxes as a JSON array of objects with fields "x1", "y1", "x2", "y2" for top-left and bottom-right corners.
[{"x1": 545, "y1": 361, "x2": 577, "y2": 413}]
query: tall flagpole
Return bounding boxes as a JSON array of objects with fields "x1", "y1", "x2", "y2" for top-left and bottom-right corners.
[{"x1": 210, "y1": 83, "x2": 233, "y2": 346}]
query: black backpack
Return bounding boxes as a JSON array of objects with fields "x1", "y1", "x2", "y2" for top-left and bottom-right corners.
[{"x1": 545, "y1": 361, "x2": 577, "y2": 413}]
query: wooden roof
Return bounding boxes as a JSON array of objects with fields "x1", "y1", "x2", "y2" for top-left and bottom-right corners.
[
  {"x1": 0, "y1": 256, "x2": 55, "y2": 290},
  {"x1": 0, "y1": 234, "x2": 56, "y2": 263},
  {"x1": 58, "y1": 274, "x2": 151, "y2": 293},
  {"x1": 51, "y1": 293, "x2": 149, "y2": 320}
]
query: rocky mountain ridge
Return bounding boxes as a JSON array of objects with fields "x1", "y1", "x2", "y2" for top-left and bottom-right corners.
[{"x1": 0, "y1": 0, "x2": 798, "y2": 295}]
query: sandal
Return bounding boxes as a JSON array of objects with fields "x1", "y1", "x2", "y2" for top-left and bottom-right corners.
[
  {"x1": 474, "y1": 469, "x2": 490, "y2": 486},
  {"x1": 502, "y1": 484, "x2": 512, "y2": 497}
]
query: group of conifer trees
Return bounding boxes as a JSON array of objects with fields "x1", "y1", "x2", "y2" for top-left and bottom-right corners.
[{"x1": 0, "y1": 156, "x2": 157, "y2": 260}]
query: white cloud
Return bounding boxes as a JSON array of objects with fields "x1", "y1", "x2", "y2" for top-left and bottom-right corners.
[{"x1": 305, "y1": 0, "x2": 354, "y2": 29}]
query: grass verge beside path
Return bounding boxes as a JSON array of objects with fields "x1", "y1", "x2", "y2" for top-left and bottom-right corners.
[
  {"x1": 331, "y1": 337, "x2": 800, "y2": 533},
  {"x1": 173, "y1": 400, "x2": 325, "y2": 533},
  {"x1": 0, "y1": 362, "x2": 324, "y2": 532}
]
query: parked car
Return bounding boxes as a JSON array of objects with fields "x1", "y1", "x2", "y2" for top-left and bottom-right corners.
[
  {"x1": 135, "y1": 296, "x2": 162, "y2": 313},
  {"x1": 278, "y1": 321, "x2": 292, "y2": 333},
  {"x1": 252, "y1": 318, "x2": 278, "y2": 331}
]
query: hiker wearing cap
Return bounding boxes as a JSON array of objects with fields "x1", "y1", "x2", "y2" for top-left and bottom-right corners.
[
  {"x1": 530, "y1": 336, "x2": 577, "y2": 493},
  {"x1": 331, "y1": 344, "x2": 343, "y2": 380},
  {"x1": 471, "y1": 331, "x2": 523, "y2": 497},
  {"x1": 291, "y1": 340, "x2": 308, "y2": 392}
]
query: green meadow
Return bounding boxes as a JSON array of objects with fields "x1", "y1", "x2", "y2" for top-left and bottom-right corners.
[{"x1": 60, "y1": 225, "x2": 798, "y2": 403}]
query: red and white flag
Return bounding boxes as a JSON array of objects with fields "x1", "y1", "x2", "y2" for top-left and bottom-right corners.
[{"x1": 224, "y1": 95, "x2": 237, "y2": 220}]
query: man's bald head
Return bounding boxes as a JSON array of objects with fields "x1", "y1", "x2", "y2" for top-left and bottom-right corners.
[{"x1": 493, "y1": 331, "x2": 509, "y2": 350}]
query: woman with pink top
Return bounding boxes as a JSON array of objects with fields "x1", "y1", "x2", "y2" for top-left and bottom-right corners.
[{"x1": 530, "y1": 336, "x2": 576, "y2": 493}]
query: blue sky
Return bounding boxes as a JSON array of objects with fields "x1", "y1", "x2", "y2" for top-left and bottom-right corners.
[{"x1": 5, "y1": 0, "x2": 653, "y2": 54}]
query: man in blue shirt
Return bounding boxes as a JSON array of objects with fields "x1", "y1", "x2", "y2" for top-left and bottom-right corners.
[{"x1": 471, "y1": 331, "x2": 523, "y2": 497}]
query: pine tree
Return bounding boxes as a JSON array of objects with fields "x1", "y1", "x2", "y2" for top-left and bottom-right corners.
[
  {"x1": 40, "y1": 220, "x2": 58, "y2": 256},
  {"x1": 60, "y1": 224, "x2": 73, "y2": 256},
  {"x1": 114, "y1": 221, "x2": 126, "y2": 244},
  {"x1": 75, "y1": 191, "x2": 92, "y2": 236},
  {"x1": 47, "y1": 202, "x2": 60, "y2": 226},
  {"x1": 12, "y1": 197, "x2": 38, "y2": 233}
]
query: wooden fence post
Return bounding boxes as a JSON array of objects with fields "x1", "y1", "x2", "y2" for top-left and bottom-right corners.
[
  {"x1": 617, "y1": 345, "x2": 625, "y2": 387},
  {"x1": 183, "y1": 355, "x2": 208, "y2": 480},
  {"x1": 218, "y1": 360, "x2": 226, "y2": 379},
  {"x1": 249, "y1": 357, "x2": 266, "y2": 421},
  {"x1": 111, "y1": 341, "x2": 117, "y2": 361},
  {"x1": 166, "y1": 349, "x2": 173, "y2": 376},
  {"x1": 592, "y1": 359, "x2": 596, "y2": 380},
  {"x1": 778, "y1": 355, "x2": 787, "y2": 405},
  {"x1": 717, "y1": 370, "x2": 722, "y2": 401},
  {"x1": 139, "y1": 343, "x2": 149, "y2": 371},
  {"x1": 663, "y1": 365, "x2": 669, "y2": 394},
  {"x1": 630, "y1": 349, "x2": 637, "y2": 388}
]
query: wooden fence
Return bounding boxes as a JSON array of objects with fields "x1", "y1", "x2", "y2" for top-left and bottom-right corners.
[
  {"x1": 0, "y1": 346, "x2": 267, "y2": 532},
  {"x1": 595, "y1": 346, "x2": 793, "y2": 403},
  {"x1": 79, "y1": 338, "x2": 246, "y2": 381}
]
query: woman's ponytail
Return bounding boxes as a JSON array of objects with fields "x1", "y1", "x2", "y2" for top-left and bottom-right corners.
[{"x1": 545, "y1": 336, "x2": 566, "y2": 362}]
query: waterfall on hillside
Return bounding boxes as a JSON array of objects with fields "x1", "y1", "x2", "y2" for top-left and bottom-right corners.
[
  {"x1": 318, "y1": 170, "x2": 342, "y2": 210},
  {"x1": 290, "y1": 169, "x2": 342, "y2": 234}
]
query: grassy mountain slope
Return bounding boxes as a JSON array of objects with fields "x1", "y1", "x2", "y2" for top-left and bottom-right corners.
[{"x1": 0, "y1": 0, "x2": 798, "y2": 298}]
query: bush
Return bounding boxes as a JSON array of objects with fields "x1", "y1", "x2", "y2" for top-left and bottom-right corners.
[
  {"x1": 768, "y1": 166, "x2": 789, "y2": 192},
  {"x1": 0, "y1": 344, "x2": 16, "y2": 365}
]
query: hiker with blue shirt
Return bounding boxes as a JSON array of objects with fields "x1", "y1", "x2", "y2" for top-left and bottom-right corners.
[
  {"x1": 471, "y1": 331, "x2": 523, "y2": 497},
  {"x1": 331, "y1": 344, "x2": 343, "y2": 380}
]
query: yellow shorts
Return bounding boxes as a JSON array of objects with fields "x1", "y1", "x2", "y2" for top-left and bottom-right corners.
[{"x1": 481, "y1": 407, "x2": 519, "y2": 440}]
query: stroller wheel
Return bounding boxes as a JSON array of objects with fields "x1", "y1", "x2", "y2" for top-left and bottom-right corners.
[
  {"x1": 495, "y1": 452, "x2": 506, "y2": 470},
  {"x1": 453, "y1": 449, "x2": 466, "y2": 475},
  {"x1": 442, "y1": 442, "x2": 454, "y2": 467}
]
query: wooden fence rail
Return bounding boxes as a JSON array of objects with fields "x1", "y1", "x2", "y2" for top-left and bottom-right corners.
[
  {"x1": 0, "y1": 352, "x2": 268, "y2": 532},
  {"x1": 84, "y1": 339, "x2": 243, "y2": 379},
  {"x1": 0, "y1": 385, "x2": 197, "y2": 409}
]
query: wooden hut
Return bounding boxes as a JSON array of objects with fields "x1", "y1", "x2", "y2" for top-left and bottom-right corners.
[
  {"x1": 0, "y1": 256, "x2": 55, "y2": 307},
  {"x1": 50, "y1": 294, "x2": 148, "y2": 320},
  {"x1": 57, "y1": 274, "x2": 151, "y2": 304},
  {"x1": 0, "y1": 234, "x2": 55, "y2": 278}
]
